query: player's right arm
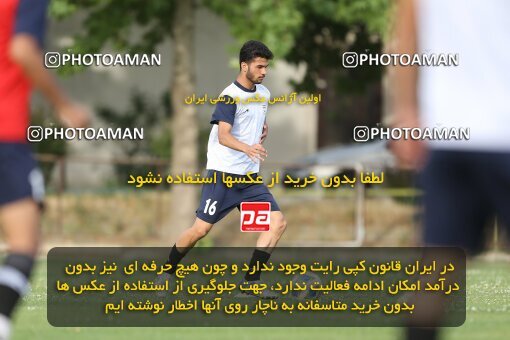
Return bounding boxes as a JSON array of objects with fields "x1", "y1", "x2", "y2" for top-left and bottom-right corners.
[
  {"x1": 388, "y1": 0, "x2": 425, "y2": 169},
  {"x1": 217, "y1": 121, "x2": 267, "y2": 162},
  {"x1": 8, "y1": 0, "x2": 89, "y2": 128},
  {"x1": 390, "y1": 0, "x2": 419, "y2": 123},
  {"x1": 9, "y1": 37, "x2": 89, "y2": 129}
]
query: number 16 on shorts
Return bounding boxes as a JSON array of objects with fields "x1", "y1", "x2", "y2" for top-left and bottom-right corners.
[{"x1": 240, "y1": 202, "x2": 271, "y2": 232}]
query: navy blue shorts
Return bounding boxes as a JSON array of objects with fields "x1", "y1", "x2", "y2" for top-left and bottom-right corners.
[
  {"x1": 195, "y1": 170, "x2": 280, "y2": 224},
  {"x1": 420, "y1": 150, "x2": 510, "y2": 254},
  {"x1": 0, "y1": 143, "x2": 45, "y2": 206}
]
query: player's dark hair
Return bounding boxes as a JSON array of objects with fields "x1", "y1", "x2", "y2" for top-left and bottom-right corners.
[{"x1": 239, "y1": 40, "x2": 273, "y2": 69}]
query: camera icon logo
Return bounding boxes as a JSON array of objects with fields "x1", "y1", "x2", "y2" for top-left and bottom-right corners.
[
  {"x1": 342, "y1": 52, "x2": 358, "y2": 68},
  {"x1": 44, "y1": 52, "x2": 61, "y2": 68},
  {"x1": 353, "y1": 126, "x2": 370, "y2": 142},
  {"x1": 27, "y1": 126, "x2": 44, "y2": 142}
]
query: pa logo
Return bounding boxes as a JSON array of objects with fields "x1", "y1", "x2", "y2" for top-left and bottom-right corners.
[{"x1": 240, "y1": 202, "x2": 270, "y2": 232}]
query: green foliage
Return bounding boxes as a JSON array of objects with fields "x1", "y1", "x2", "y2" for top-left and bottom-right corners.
[
  {"x1": 280, "y1": 0, "x2": 389, "y2": 94},
  {"x1": 270, "y1": 0, "x2": 391, "y2": 145},
  {"x1": 30, "y1": 108, "x2": 67, "y2": 156},
  {"x1": 96, "y1": 90, "x2": 212, "y2": 184},
  {"x1": 49, "y1": 0, "x2": 79, "y2": 18},
  {"x1": 96, "y1": 90, "x2": 171, "y2": 185},
  {"x1": 333, "y1": 0, "x2": 390, "y2": 36},
  {"x1": 206, "y1": 0, "x2": 390, "y2": 60},
  {"x1": 50, "y1": 0, "x2": 176, "y2": 75},
  {"x1": 206, "y1": 0, "x2": 305, "y2": 58},
  {"x1": 30, "y1": 108, "x2": 67, "y2": 184}
]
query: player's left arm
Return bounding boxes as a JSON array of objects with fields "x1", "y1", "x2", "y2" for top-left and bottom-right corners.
[
  {"x1": 260, "y1": 119, "x2": 268, "y2": 144},
  {"x1": 218, "y1": 122, "x2": 267, "y2": 162}
]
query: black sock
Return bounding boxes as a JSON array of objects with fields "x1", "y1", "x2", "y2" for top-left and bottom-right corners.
[
  {"x1": 0, "y1": 285, "x2": 19, "y2": 318},
  {"x1": 164, "y1": 244, "x2": 187, "y2": 275},
  {"x1": 0, "y1": 253, "x2": 34, "y2": 318},
  {"x1": 405, "y1": 327, "x2": 438, "y2": 340},
  {"x1": 244, "y1": 249, "x2": 271, "y2": 281}
]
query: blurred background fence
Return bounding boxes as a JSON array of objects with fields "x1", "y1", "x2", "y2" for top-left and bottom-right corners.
[
  {"x1": 33, "y1": 152, "x2": 423, "y2": 248},
  {"x1": 30, "y1": 152, "x2": 507, "y2": 252}
]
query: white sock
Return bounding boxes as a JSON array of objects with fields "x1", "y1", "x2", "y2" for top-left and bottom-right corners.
[{"x1": 0, "y1": 314, "x2": 11, "y2": 340}]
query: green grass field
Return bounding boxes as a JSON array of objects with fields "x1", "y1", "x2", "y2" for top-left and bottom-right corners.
[{"x1": 11, "y1": 259, "x2": 510, "y2": 340}]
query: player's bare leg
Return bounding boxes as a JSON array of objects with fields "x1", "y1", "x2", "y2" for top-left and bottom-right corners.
[
  {"x1": 1, "y1": 200, "x2": 40, "y2": 255},
  {"x1": 0, "y1": 199, "x2": 40, "y2": 340},
  {"x1": 255, "y1": 211, "x2": 287, "y2": 251},
  {"x1": 174, "y1": 217, "x2": 213, "y2": 252}
]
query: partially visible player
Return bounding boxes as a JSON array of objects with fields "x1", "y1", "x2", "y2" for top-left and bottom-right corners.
[
  {"x1": 390, "y1": 0, "x2": 510, "y2": 339},
  {"x1": 158, "y1": 40, "x2": 286, "y2": 299},
  {"x1": 0, "y1": 1, "x2": 89, "y2": 338}
]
